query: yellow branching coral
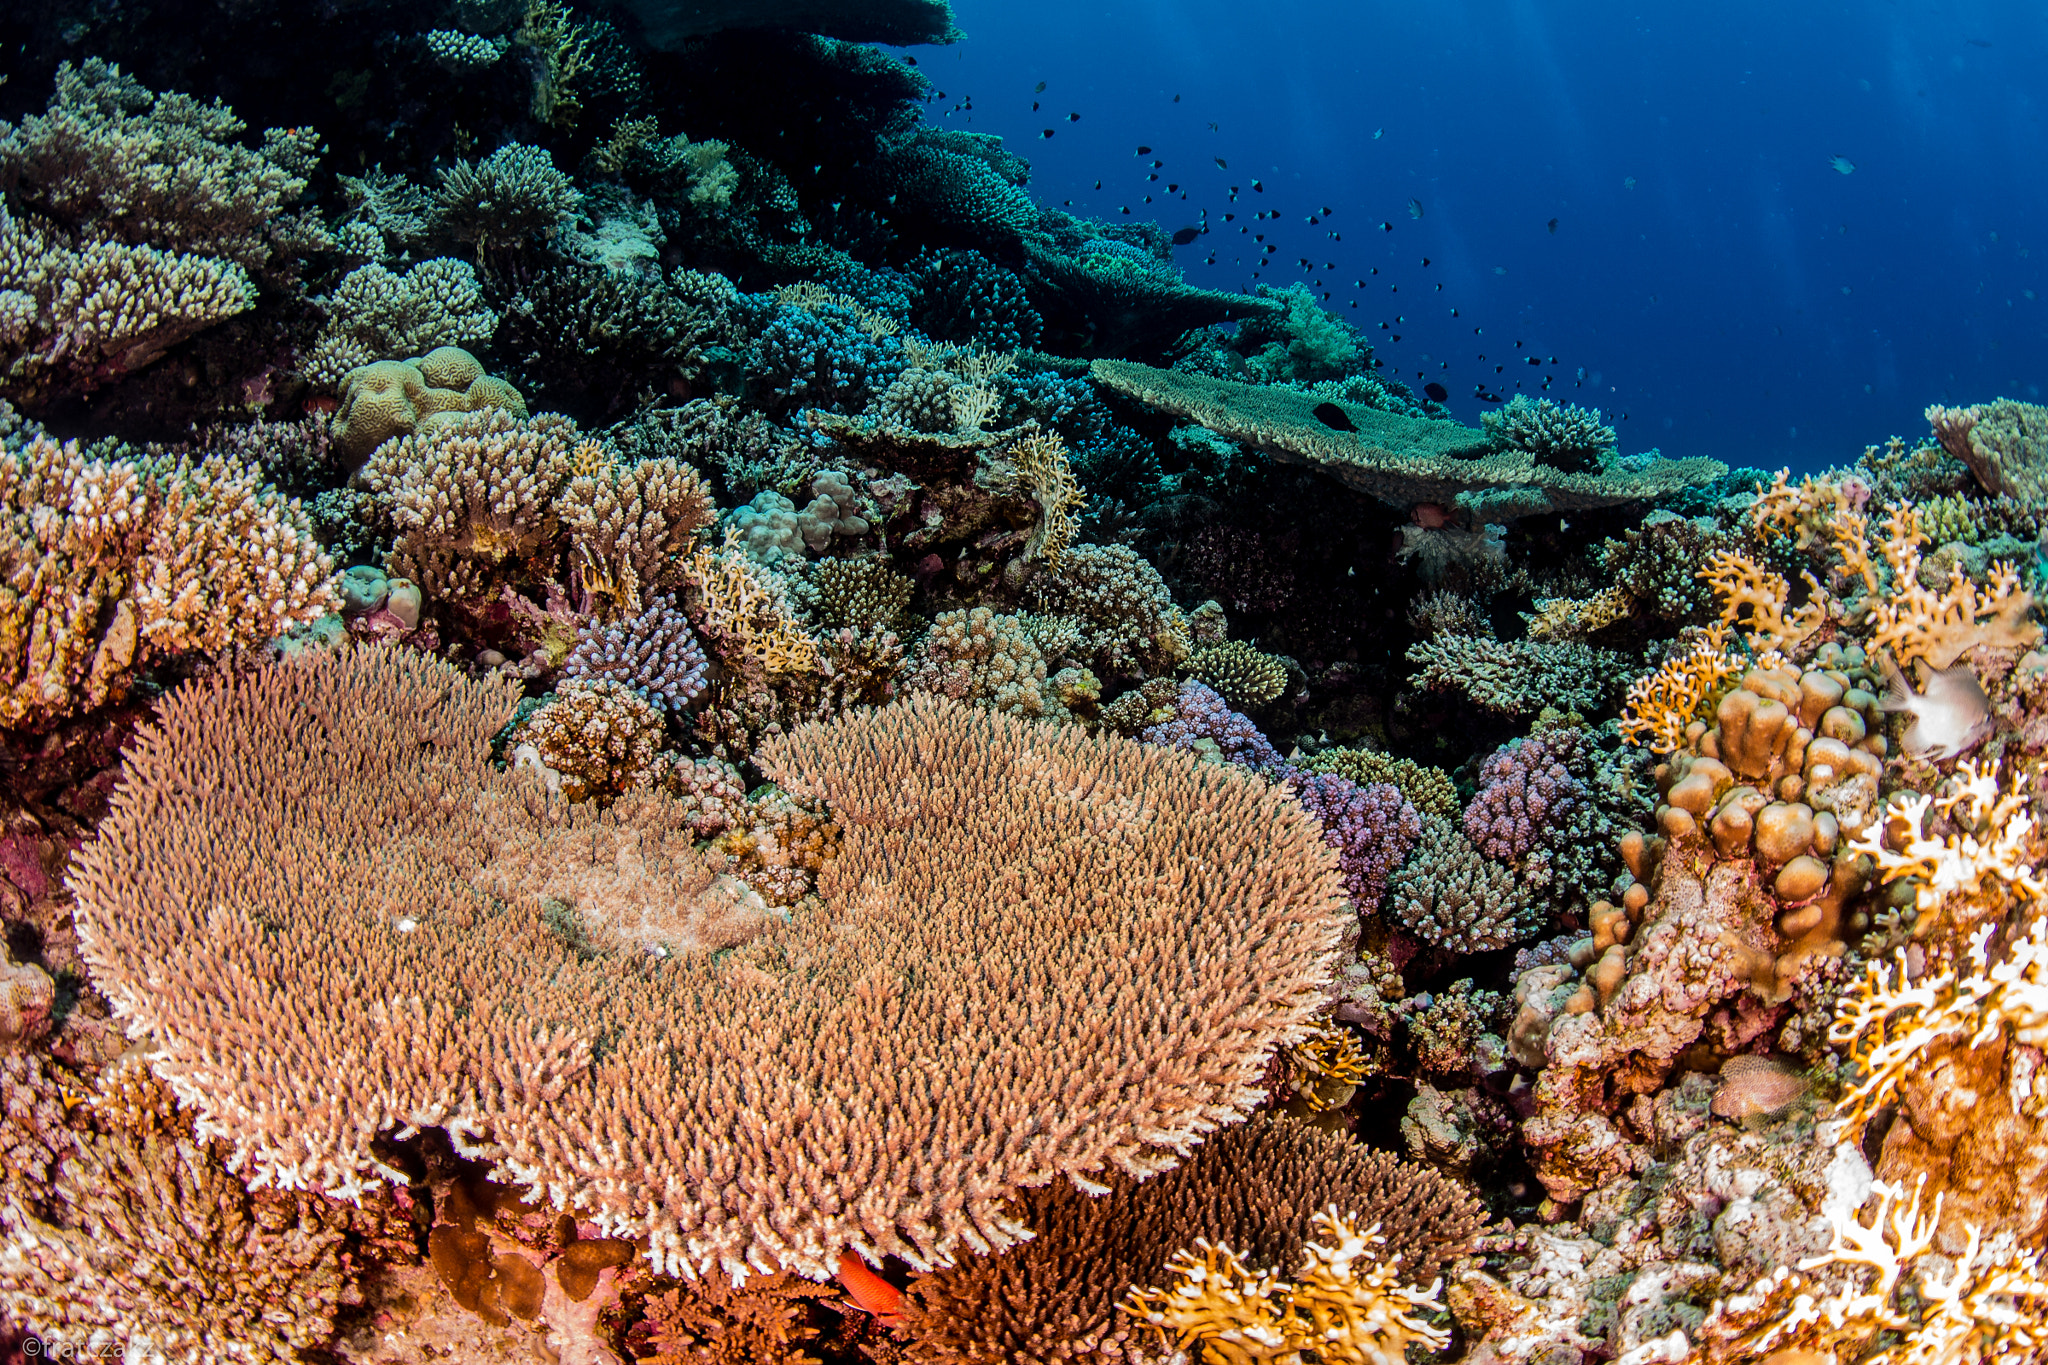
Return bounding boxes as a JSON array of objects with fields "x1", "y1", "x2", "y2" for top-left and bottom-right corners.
[
  {"x1": 1868, "y1": 504, "x2": 2040, "y2": 670},
  {"x1": 1715, "y1": 1176, "x2": 2048, "y2": 1365},
  {"x1": 1700, "y1": 548, "x2": 1829, "y2": 654},
  {"x1": 683, "y1": 528, "x2": 817, "y2": 674},
  {"x1": 1523, "y1": 584, "x2": 1627, "y2": 641},
  {"x1": 1619, "y1": 624, "x2": 1746, "y2": 754},
  {"x1": 1286, "y1": 1023, "x2": 1372, "y2": 1111},
  {"x1": 1124, "y1": 1211, "x2": 1449, "y2": 1365},
  {"x1": 1009, "y1": 430, "x2": 1087, "y2": 568}
]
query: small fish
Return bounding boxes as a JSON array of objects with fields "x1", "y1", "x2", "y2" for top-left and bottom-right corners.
[
  {"x1": 1965, "y1": 37, "x2": 1991, "y2": 47},
  {"x1": 1830, "y1": 154, "x2": 1856, "y2": 174},
  {"x1": 1548, "y1": 217, "x2": 1558, "y2": 234},
  {"x1": 1136, "y1": 145, "x2": 1152, "y2": 155},
  {"x1": 1407, "y1": 198, "x2": 1423, "y2": 219},
  {"x1": 1423, "y1": 382, "x2": 1449, "y2": 403},
  {"x1": 837, "y1": 1251, "x2": 905, "y2": 1326},
  {"x1": 1214, "y1": 156, "x2": 1228, "y2": 169},
  {"x1": 903, "y1": 55, "x2": 917, "y2": 65},
  {"x1": 1372, "y1": 128, "x2": 1383, "y2": 139},
  {"x1": 1311, "y1": 402, "x2": 1356, "y2": 432},
  {"x1": 1170, "y1": 225, "x2": 1202, "y2": 245},
  {"x1": 1624, "y1": 176, "x2": 1636, "y2": 189},
  {"x1": 1041, "y1": 129, "x2": 1054, "y2": 138},
  {"x1": 1207, "y1": 121, "x2": 1219, "y2": 131},
  {"x1": 1881, "y1": 654, "x2": 1992, "y2": 759},
  {"x1": 1068, "y1": 112, "x2": 1080, "y2": 121},
  {"x1": 1711, "y1": 1055, "x2": 1810, "y2": 1122},
  {"x1": 1034, "y1": 80, "x2": 1047, "y2": 93}
]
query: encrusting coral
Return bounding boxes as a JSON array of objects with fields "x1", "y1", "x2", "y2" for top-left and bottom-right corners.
[{"x1": 70, "y1": 648, "x2": 1349, "y2": 1288}]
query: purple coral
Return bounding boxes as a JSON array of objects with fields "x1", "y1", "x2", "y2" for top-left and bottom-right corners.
[
  {"x1": 561, "y1": 595, "x2": 709, "y2": 711},
  {"x1": 1139, "y1": 679, "x2": 1283, "y2": 770},
  {"x1": 1286, "y1": 771, "x2": 1421, "y2": 912},
  {"x1": 1462, "y1": 733, "x2": 1588, "y2": 861}
]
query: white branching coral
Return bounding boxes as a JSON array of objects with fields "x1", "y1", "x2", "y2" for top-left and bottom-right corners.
[
  {"x1": 1851, "y1": 759, "x2": 2047, "y2": 940},
  {"x1": 1831, "y1": 915, "x2": 2048, "y2": 1134},
  {"x1": 1717, "y1": 1176, "x2": 2048, "y2": 1365}
]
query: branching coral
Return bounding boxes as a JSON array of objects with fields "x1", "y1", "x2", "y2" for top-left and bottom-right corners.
[
  {"x1": 1481, "y1": 394, "x2": 1617, "y2": 473},
  {"x1": 895, "y1": 1113, "x2": 1482, "y2": 1365},
  {"x1": 71, "y1": 654, "x2": 1347, "y2": 1282},
  {"x1": 1706, "y1": 1175, "x2": 2048, "y2": 1365},
  {"x1": 1187, "y1": 639, "x2": 1290, "y2": 710},
  {"x1": 1, "y1": 423, "x2": 336, "y2": 730},
  {"x1": 1867, "y1": 504, "x2": 2040, "y2": 670},
  {"x1": 683, "y1": 528, "x2": 818, "y2": 675},
  {"x1": 1406, "y1": 635, "x2": 1628, "y2": 717},
  {"x1": 1700, "y1": 548, "x2": 1829, "y2": 654},
  {"x1": 1123, "y1": 1210, "x2": 1451, "y2": 1365},
  {"x1": 1619, "y1": 625, "x2": 1746, "y2": 754}
]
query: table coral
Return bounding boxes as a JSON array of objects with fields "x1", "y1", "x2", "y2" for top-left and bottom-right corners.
[{"x1": 70, "y1": 653, "x2": 1348, "y2": 1283}]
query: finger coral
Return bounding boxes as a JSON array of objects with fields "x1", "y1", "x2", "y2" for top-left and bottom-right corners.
[{"x1": 71, "y1": 655, "x2": 1347, "y2": 1286}]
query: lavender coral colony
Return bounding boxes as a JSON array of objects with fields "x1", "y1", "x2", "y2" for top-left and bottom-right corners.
[{"x1": 1, "y1": 8, "x2": 2046, "y2": 1365}]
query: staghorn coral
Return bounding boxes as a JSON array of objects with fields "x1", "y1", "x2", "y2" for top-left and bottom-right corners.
[
  {"x1": 1481, "y1": 395, "x2": 1618, "y2": 474},
  {"x1": 903, "y1": 606, "x2": 1069, "y2": 721},
  {"x1": 1123, "y1": 1209, "x2": 1451, "y2": 1365},
  {"x1": 1027, "y1": 542, "x2": 1191, "y2": 681},
  {"x1": 1, "y1": 423, "x2": 337, "y2": 730},
  {"x1": 1092, "y1": 358, "x2": 1723, "y2": 519},
  {"x1": 557, "y1": 452, "x2": 716, "y2": 614},
  {"x1": 0, "y1": 201, "x2": 256, "y2": 400},
  {"x1": 1407, "y1": 588, "x2": 1495, "y2": 640},
  {"x1": 303, "y1": 258, "x2": 497, "y2": 390},
  {"x1": 811, "y1": 556, "x2": 913, "y2": 633},
  {"x1": 894, "y1": 1112, "x2": 1483, "y2": 1365},
  {"x1": 0, "y1": 59, "x2": 316, "y2": 273},
  {"x1": 71, "y1": 653, "x2": 1348, "y2": 1283},
  {"x1": 1406, "y1": 634, "x2": 1629, "y2": 717},
  {"x1": 639, "y1": 1270, "x2": 834, "y2": 1363},
  {"x1": 436, "y1": 142, "x2": 582, "y2": 246},
  {"x1": 1186, "y1": 639, "x2": 1290, "y2": 710}
]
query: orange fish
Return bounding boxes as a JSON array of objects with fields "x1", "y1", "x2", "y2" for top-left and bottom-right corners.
[{"x1": 836, "y1": 1250, "x2": 905, "y2": 1327}]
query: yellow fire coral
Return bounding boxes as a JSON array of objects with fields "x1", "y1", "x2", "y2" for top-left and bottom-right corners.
[
  {"x1": 1124, "y1": 1210, "x2": 1449, "y2": 1365},
  {"x1": 1618, "y1": 623, "x2": 1746, "y2": 754},
  {"x1": 1700, "y1": 549, "x2": 1829, "y2": 654},
  {"x1": 1867, "y1": 504, "x2": 2040, "y2": 670},
  {"x1": 1008, "y1": 430, "x2": 1087, "y2": 569},
  {"x1": 683, "y1": 528, "x2": 818, "y2": 675}
]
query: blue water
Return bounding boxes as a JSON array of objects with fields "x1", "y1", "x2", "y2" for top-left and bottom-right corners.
[{"x1": 903, "y1": 0, "x2": 2047, "y2": 472}]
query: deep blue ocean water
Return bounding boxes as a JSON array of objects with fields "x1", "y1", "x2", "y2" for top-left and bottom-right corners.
[{"x1": 901, "y1": 0, "x2": 2047, "y2": 474}]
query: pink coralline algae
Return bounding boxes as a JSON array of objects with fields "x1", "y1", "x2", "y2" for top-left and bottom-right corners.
[
  {"x1": 1286, "y1": 770, "x2": 1422, "y2": 912},
  {"x1": 1463, "y1": 731, "x2": 1590, "y2": 861}
]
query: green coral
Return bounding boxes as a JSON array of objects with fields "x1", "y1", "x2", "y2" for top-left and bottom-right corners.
[
  {"x1": 1405, "y1": 636, "x2": 1631, "y2": 717},
  {"x1": 1091, "y1": 359, "x2": 1723, "y2": 519},
  {"x1": 1185, "y1": 640, "x2": 1289, "y2": 709}
]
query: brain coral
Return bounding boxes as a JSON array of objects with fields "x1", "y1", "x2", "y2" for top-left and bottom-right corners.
[{"x1": 71, "y1": 651, "x2": 1346, "y2": 1283}]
